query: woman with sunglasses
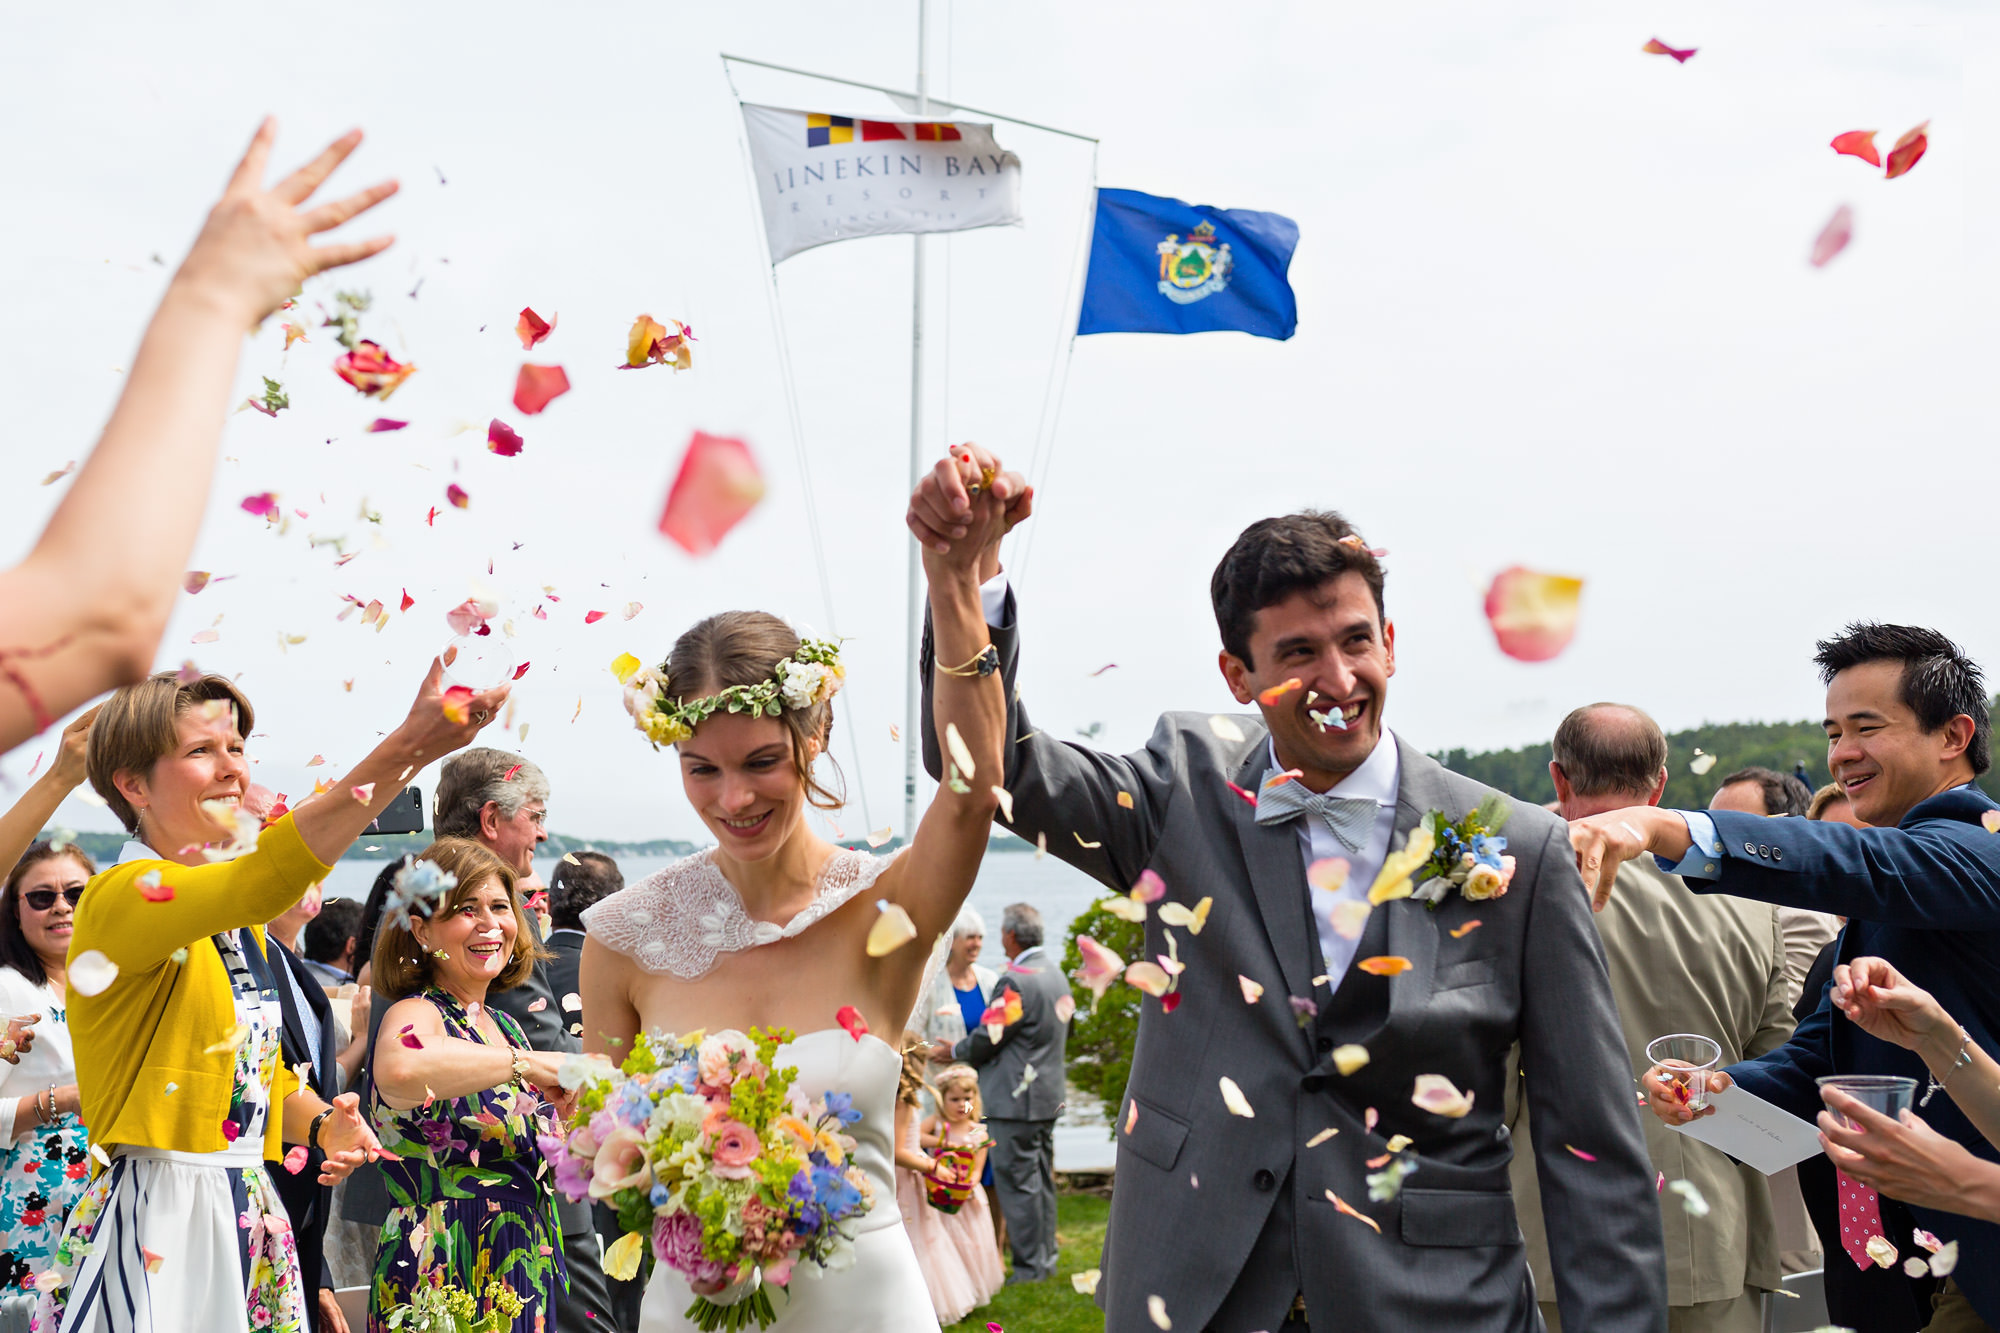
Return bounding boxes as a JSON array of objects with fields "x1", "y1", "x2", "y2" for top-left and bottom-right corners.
[{"x1": 0, "y1": 707, "x2": 97, "y2": 1326}]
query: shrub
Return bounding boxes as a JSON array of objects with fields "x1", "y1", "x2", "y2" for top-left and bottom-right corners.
[{"x1": 1059, "y1": 900, "x2": 1145, "y2": 1135}]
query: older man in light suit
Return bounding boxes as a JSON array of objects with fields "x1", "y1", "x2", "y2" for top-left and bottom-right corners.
[
  {"x1": 1508, "y1": 704, "x2": 1795, "y2": 1333},
  {"x1": 944, "y1": 902, "x2": 1069, "y2": 1283},
  {"x1": 912, "y1": 472, "x2": 1664, "y2": 1332}
]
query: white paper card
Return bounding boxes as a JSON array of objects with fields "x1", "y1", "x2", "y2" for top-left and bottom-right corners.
[{"x1": 1667, "y1": 1085, "x2": 1824, "y2": 1174}]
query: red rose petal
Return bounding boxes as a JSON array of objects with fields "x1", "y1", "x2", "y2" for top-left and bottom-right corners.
[
  {"x1": 583, "y1": 610, "x2": 606, "y2": 625},
  {"x1": 1830, "y1": 130, "x2": 1882, "y2": 168},
  {"x1": 446, "y1": 484, "x2": 470, "y2": 510},
  {"x1": 240, "y1": 493, "x2": 279, "y2": 518},
  {"x1": 835, "y1": 1005, "x2": 870, "y2": 1041},
  {"x1": 1810, "y1": 205, "x2": 1854, "y2": 269},
  {"x1": 400, "y1": 589, "x2": 415, "y2": 613},
  {"x1": 1160, "y1": 992, "x2": 1183, "y2": 1014},
  {"x1": 516, "y1": 307, "x2": 556, "y2": 350},
  {"x1": 513, "y1": 365, "x2": 570, "y2": 416},
  {"x1": 512, "y1": 662, "x2": 532, "y2": 680},
  {"x1": 332, "y1": 341, "x2": 416, "y2": 400},
  {"x1": 365, "y1": 418, "x2": 409, "y2": 433},
  {"x1": 1885, "y1": 121, "x2": 1929, "y2": 180},
  {"x1": 487, "y1": 419, "x2": 525, "y2": 457},
  {"x1": 657, "y1": 432, "x2": 766, "y2": 556}
]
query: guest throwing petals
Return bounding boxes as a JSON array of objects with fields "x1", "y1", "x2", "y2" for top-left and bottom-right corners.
[{"x1": 36, "y1": 659, "x2": 506, "y2": 1333}]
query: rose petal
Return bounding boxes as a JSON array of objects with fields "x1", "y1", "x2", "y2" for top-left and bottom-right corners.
[
  {"x1": 1326, "y1": 1189, "x2": 1382, "y2": 1233},
  {"x1": 1484, "y1": 567, "x2": 1584, "y2": 662},
  {"x1": 240, "y1": 492, "x2": 280, "y2": 518},
  {"x1": 1811, "y1": 204, "x2": 1854, "y2": 269},
  {"x1": 282, "y1": 1144, "x2": 310, "y2": 1175},
  {"x1": 365, "y1": 418, "x2": 408, "y2": 433},
  {"x1": 1258, "y1": 677, "x2": 1303, "y2": 707},
  {"x1": 1931, "y1": 1239, "x2": 1959, "y2": 1277},
  {"x1": 1357, "y1": 956, "x2": 1413, "y2": 977},
  {"x1": 1238, "y1": 975, "x2": 1265, "y2": 1004},
  {"x1": 332, "y1": 341, "x2": 417, "y2": 400},
  {"x1": 584, "y1": 610, "x2": 607, "y2": 625},
  {"x1": 1124, "y1": 961, "x2": 1172, "y2": 997},
  {"x1": 352, "y1": 784, "x2": 376, "y2": 803},
  {"x1": 446, "y1": 484, "x2": 470, "y2": 510},
  {"x1": 1099, "y1": 896, "x2": 1147, "y2": 923},
  {"x1": 513, "y1": 365, "x2": 570, "y2": 416},
  {"x1": 1641, "y1": 37, "x2": 1697, "y2": 62},
  {"x1": 1866, "y1": 1234, "x2": 1898, "y2": 1269},
  {"x1": 1054, "y1": 994, "x2": 1076, "y2": 1023},
  {"x1": 1307, "y1": 858, "x2": 1350, "y2": 894},
  {"x1": 945, "y1": 722, "x2": 977, "y2": 783},
  {"x1": 1207, "y1": 715, "x2": 1245, "y2": 743},
  {"x1": 992, "y1": 786, "x2": 1015, "y2": 822},
  {"x1": 1448, "y1": 919, "x2": 1484, "y2": 940},
  {"x1": 1690, "y1": 750, "x2": 1718, "y2": 776},
  {"x1": 657, "y1": 432, "x2": 765, "y2": 556},
  {"x1": 865, "y1": 900, "x2": 919, "y2": 957},
  {"x1": 516, "y1": 307, "x2": 556, "y2": 350},
  {"x1": 1564, "y1": 1144, "x2": 1597, "y2": 1162},
  {"x1": 1218, "y1": 1076, "x2": 1255, "y2": 1118},
  {"x1": 527, "y1": 997, "x2": 548, "y2": 1012},
  {"x1": 561, "y1": 993, "x2": 582, "y2": 1012},
  {"x1": 866, "y1": 827, "x2": 894, "y2": 848},
  {"x1": 1117, "y1": 790, "x2": 1135, "y2": 809},
  {"x1": 1830, "y1": 130, "x2": 1882, "y2": 168},
  {"x1": 70, "y1": 949, "x2": 119, "y2": 996},
  {"x1": 39, "y1": 461, "x2": 75, "y2": 486},
  {"x1": 136, "y1": 871, "x2": 174, "y2": 903},
  {"x1": 442, "y1": 685, "x2": 475, "y2": 725},
  {"x1": 487, "y1": 419, "x2": 526, "y2": 456},
  {"x1": 835, "y1": 1005, "x2": 870, "y2": 1040},
  {"x1": 1071, "y1": 1269, "x2": 1101, "y2": 1296},
  {"x1": 1156, "y1": 897, "x2": 1212, "y2": 934},
  {"x1": 1411, "y1": 1073, "x2": 1475, "y2": 1118},
  {"x1": 1885, "y1": 121, "x2": 1929, "y2": 180},
  {"x1": 1307, "y1": 1127, "x2": 1339, "y2": 1147},
  {"x1": 1981, "y1": 811, "x2": 2000, "y2": 834}
]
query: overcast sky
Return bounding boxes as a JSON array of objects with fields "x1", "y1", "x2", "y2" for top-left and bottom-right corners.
[{"x1": 1, "y1": 0, "x2": 1992, "y2": 844}]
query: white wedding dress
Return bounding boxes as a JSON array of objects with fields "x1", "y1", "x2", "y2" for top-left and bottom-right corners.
[{"x1": 584, "y1": 850, "x2": 943, "y2": 1333}]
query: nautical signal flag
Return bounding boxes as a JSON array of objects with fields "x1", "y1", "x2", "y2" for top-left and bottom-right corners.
[
  {"x1": 1077, "y1": 188, "x2": 1299, "y2": 340},
  {"x1": 805, "y1": 113, "x2": 919, "y2": 146}
]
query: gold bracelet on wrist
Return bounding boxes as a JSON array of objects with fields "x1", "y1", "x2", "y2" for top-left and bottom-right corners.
[
  {"x1": 510, "y1": 1048, "x2": 530, "y2": 1089},
  {"x1": 936, "y1": 644, "x2": 999, "y2": 678}
]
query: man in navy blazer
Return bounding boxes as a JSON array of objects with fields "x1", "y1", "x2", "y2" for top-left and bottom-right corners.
[{"x1": 1571, "y1": 623, "x2": 2000, "y2": 1332}]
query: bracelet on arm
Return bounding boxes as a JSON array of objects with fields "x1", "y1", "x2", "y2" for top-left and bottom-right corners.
[
  {"x1": 936, "y1": 644, "x2": 1000, "y2": 679},
  {"x1": 41, "y1": 1086, "x2": 55, "y2": 1124},
  {"x1": 1921, "y1": 1028, "x2": 1974, "y2": 1108},
  {"x1": 510, "y1": 1048, "x2": 530, "y2": 1090},
  {"x1": 307, "y1": 1106, "x2": 336, "y2": 1153}
]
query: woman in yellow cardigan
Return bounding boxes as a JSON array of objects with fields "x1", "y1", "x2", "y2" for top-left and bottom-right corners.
[{"x1": 35, "y1": 661, "x2": 510, "y2": 1333}]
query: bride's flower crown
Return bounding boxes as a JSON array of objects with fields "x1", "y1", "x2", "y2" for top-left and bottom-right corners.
[{"x1": 613, "y1": 639, "x2": 846, "y2": 748}]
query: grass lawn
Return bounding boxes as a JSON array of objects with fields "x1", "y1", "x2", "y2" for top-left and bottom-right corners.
[{"x1": 944, "y1": 1191, "x2": 1110, "y2": 1332}]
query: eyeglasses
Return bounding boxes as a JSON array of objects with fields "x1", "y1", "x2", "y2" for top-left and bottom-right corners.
[{"x1": 21, "y1": 886, "x2": 84, "y2": 912}]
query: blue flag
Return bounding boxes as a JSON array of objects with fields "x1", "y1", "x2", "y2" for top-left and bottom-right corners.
[{"x1": 1077, "y1": 188, "x2": 1299, "y2": 340}]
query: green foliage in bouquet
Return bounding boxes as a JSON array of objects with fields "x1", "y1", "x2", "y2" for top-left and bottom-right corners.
[{"x1": 382, "y1": 1275, "x2": 524, "y2": 1333}]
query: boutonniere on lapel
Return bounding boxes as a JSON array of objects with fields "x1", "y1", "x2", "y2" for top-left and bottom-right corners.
[{"x1": 1368, "y1": 794, "x2": 1515, "y2": 909}]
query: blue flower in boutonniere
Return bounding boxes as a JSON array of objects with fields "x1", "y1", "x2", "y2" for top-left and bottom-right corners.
[{"x1": 1407, "y1": 795, "x2": 1515, "y2": 907}]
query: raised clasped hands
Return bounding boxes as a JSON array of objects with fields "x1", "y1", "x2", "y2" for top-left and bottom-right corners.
[
  {"x1": 906, "y1": 443, "x2": 1032, "y2": 578},
  {"x1": 176, "y1": 118, "x2": 400, "y2": 328}
]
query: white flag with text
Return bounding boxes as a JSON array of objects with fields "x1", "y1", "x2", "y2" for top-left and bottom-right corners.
[{"x1": 741, "y1": 104, "x2": 1023, "y2": 264}]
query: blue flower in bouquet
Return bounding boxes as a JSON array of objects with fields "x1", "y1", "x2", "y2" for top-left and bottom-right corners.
[
  {"x1": 613, "y1": 1080, "x2": 655, "y2": 1129},
  {"x1": 650, "y1": 1181, "x2": 672, "y2": 1209},
  {"x1": 1469, "y1": 832, "x2": 1507, "y2": 869},
  {"x1": 788, "y1": 1169, "x2": 826, "y2": 1232},
  {"x1": 821, "y1": 1091, "x2": 862, "y2": 1127},
  {"x1": 810, "y1": 1162, "x2": 862, "y2": 1216}
]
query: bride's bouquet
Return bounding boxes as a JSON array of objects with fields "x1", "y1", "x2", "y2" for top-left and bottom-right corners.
[{"x1": 537, "y1": 1026, "x2": 875, "y2": 1332}]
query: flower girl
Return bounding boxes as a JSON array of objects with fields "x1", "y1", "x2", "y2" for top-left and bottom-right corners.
[{"x1": 895, "y1": 1044, "x2": 1003, "y2": 1323}]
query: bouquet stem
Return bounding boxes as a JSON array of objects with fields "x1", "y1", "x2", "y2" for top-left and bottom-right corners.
[{"x1": 684, "y1": 1288, "x2": 777, "y2": 1332}]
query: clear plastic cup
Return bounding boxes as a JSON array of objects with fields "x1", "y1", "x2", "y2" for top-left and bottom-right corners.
[
  {"x1": 0, "y1": 1014, "x2": 32, "y2": 1061},
  {"x1": 1647, "y1": 1033, "x2": 1724, "y2": 1112},
  {"x1": 1816, "y1": 1074, "x2": 1919, "y2": 1126},
  {"x1": 439, "y1": 635, "x2": 520, "y2": 693}
]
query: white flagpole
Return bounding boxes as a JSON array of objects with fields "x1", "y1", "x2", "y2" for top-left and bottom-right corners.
[{"x1": 901, "y1": 0, "x2": 929, "y2": 843}]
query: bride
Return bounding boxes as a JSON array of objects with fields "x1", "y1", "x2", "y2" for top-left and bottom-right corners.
[{"x1": 579, "y1": 445, "x2": 1027, "y2": 1332}]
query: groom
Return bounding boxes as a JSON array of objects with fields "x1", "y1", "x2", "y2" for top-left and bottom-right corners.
[{"x1": 913, "y1": 460, "x2": 1665, "y2": 1331}]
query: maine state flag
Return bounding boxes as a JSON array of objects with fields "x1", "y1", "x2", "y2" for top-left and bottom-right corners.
[{"x1": 1077, "y1": 188, "x2": 1299, "y2": 339}]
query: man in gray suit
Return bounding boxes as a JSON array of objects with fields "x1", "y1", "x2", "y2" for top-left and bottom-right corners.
[
  {"x1": 940, "y1": 902, "x2": 1068, "y2": 1283},
  {"x1": 910, "y1": 465, "x2": 1665, "y2": 1332},
  {"x1": 1509, "y1": 704, "x2": 1795, "y2": 1333}
]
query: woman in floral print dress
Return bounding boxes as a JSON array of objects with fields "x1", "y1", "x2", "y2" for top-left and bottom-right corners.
[{"x1": 364, "y1": 840, "x2": 572, "y2": 1333}]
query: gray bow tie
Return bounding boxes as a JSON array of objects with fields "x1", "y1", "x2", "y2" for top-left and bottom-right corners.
[{"x1": 1253, "y1": 779, "x2": 1378, "y2": 853}]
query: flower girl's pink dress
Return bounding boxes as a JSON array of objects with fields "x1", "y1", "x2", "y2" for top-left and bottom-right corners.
[{"x1": 897, "y1": 1115, "x2": 1005, "y2": 1324}]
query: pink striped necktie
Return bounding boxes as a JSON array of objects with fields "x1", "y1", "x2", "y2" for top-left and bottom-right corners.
[{"x1": 1838, "y1": 1169, "x2": 1886, "y2": 1267}]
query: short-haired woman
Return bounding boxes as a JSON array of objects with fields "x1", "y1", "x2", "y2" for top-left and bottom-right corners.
[
  {"x1": 364, "y1": 838, "x2": 573, "y2": 1332},
  {"x1": 35, "y1": 661, "x2": 508, "y2": 1333}
]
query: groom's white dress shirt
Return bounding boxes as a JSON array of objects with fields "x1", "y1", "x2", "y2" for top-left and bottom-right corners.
[
  {"x1": 980, "y1": 572, "x2": 1399, "y2": 992},
  {"x1": 1273, "y1": 728, "x2": 1400, "y2": 988}
]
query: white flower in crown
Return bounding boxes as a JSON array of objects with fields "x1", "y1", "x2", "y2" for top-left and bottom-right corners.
[
  {"x1": 622, "y1": 664, "x2": 666, "y2": 723},
  {"x1": 778, "y1": 659, "x2": 836, "y2": 710}
]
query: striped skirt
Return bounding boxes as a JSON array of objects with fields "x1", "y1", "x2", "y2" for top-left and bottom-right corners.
[{"x1": 32, "y1": 1145, "x2": 306, "y2": 1333}]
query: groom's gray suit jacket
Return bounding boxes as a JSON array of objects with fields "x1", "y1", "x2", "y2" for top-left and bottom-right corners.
[{"x1": 923, "y1": 592, "x2": 1665, "y2": 1333}]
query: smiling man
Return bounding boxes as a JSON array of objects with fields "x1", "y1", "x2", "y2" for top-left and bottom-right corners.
[
  {"x1": 1570, "y1": 624, "x2": 2000, "y2": 1332},
  {"x1": 916, "y1": 505, "x2": 1665, "y2": 1332}
]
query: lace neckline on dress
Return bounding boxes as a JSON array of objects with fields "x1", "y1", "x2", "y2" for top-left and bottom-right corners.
[{"x1": 581, "y1": 847, "x2": 900, "y2": 980}]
